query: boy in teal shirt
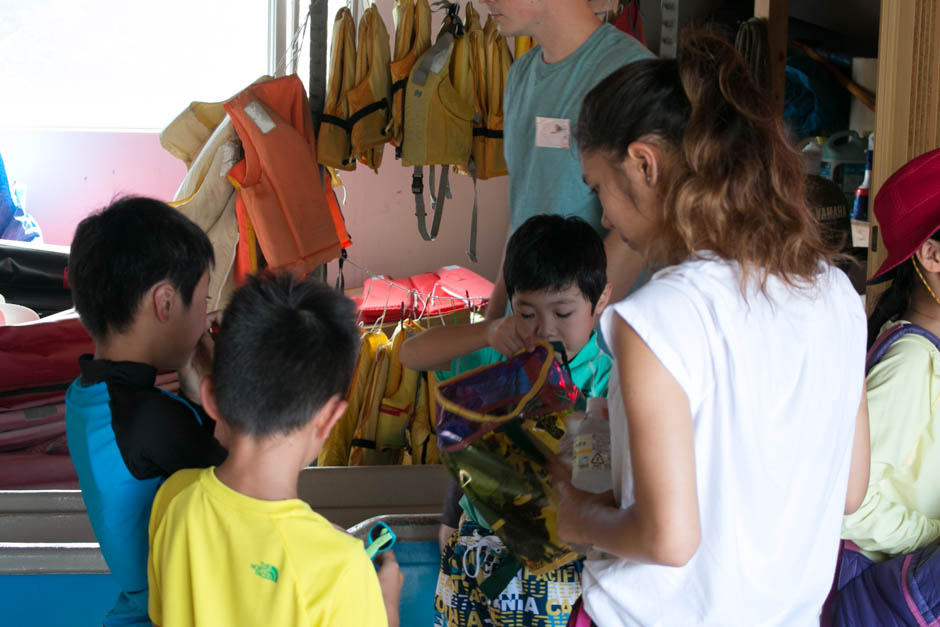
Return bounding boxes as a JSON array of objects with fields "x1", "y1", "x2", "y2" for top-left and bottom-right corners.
[{"x1": 400, "y1": 215, "x2": 612, "y2": 627}]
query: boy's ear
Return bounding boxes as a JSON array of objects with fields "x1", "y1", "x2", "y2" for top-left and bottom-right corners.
[
  {"x1": 593, "y1": 282, "x2": 613, "y2": 320},
  {"x1": 151, "y1": 281, "x2": 177, "y2": 324},
  {"x1": 311, "y1": 395, "x2": 348, "y2": 440},
  {"x1": 201, "y1": 378, "x2": 232, "y2": 448},
  {"x1": 200, "y1": 378, "x2": 220, "y2": 421}
]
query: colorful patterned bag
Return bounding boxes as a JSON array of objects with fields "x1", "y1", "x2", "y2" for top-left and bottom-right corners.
[{"x1": 436, "y1": 341, "x2": 580, "y2": 574}]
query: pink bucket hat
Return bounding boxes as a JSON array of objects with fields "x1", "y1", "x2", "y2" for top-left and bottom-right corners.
[{"x1": 868, "y1": 148, "x2": 940, "y2": 283}]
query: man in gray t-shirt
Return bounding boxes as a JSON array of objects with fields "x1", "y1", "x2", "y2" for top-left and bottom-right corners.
[{"x1": 486, "y1": 0, "x2": 653, "y2": 317}]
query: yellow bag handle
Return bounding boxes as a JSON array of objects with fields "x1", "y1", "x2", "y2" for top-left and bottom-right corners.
[{"x1": 434, "y1": 340, "x2": 556, "y2": 424}]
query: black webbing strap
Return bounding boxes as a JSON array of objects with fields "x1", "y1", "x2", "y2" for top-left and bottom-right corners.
[
  {"x1": 393, "y1": 78, "x2": 408, "y2": 159},
  {"x1": 414, "y1": 165, "x2": 451, "y2": 241},
  {"x1": 318, "y1": 99, "x2": 389, "y2": 133},
  {"x1": 471, "y1": 127, "x2": 503, "y2": 139}
]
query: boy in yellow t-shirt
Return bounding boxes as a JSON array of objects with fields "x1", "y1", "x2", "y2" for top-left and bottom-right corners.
[{"x1": 147, "y1": 272, "x2": 402, "y2": 627}]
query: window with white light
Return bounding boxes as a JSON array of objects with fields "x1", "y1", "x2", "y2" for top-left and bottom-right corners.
[{"x1": 1, "y1": 0, "x2": 269, "y2": 130}]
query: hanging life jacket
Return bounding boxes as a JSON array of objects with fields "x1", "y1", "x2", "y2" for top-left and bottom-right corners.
[
  {"x1": 514, "y1": 34, "x2": 535, "y2": 58},
  {"x1": 400, "y1": 5, "x2": 474, "y2": 258},
  {"x1": 375, "y1": 321, "x2": 423, "y2": 456},
  {"x1": 387, "y1": 0, "x2": 432, "y2": 154},
  {"x1": 457, "y1": 3, "x2": 485, "y2": 177},
  {"x1": 319, "y1": 328, "x2": 389, "y2": 466},
  {"x1": 224, "y1": 75, "x2": 351, "y2": 275},
  {"x1": 348, "y1": 5, "x2": 393, "y2": 172},
  {"x1": 348, "y1": 338, "x2": 392, "y2": 465},
  {"x1": 479, "y1": 15, "x2": 511, "y2": 179},
  {"x1": 318, "y1": 7, "x2": 358, "y2": 171}
]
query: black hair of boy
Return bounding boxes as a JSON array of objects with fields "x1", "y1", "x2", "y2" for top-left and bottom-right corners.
[
  {"x1": 503, "y1": 214, "x2": 608, "y2": 311},
  {"x1": 211, "y1": 272, "x2": 359, "y2": 438},
  {"x1": 69, "y1": 196, "x2": 214, "y2": 340}
]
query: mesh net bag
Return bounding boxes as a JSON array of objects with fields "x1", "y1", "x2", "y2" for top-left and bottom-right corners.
[{"x1": 436, "y1": 341, "x2": 581, "y2": 574}]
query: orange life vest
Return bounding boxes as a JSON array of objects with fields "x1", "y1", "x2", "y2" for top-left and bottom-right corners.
[{"x1": 224, "y1": 75, "x2": 350, "y2": 275}]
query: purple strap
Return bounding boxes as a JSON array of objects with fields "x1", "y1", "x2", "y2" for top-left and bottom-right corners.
[{"x1": 866, "y1": 323, "x2": 940, "y2": 375}]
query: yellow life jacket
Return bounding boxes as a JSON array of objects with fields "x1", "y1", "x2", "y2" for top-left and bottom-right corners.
[
  {"x1": 401, "y1": 21, "x2": 474, "y2": 254},
  {"x1": 387, "y1": 0, "x2": 431, "y2": 153},
  {"x1": 348, "y1": 5, "x2": 392, "y2": 172},
  {"x1": 479, "y1": 15, "x2": 511, "y2": 179},
  {"x1": 318, "y1": 7, "x2": 357, "y2": 171},
  {"x1": 514, "y1": 34, "x2": 535, "y2": 58},
  {"x1": 348, "y1": 341, "x2": 392, "y2": 465},
  {"x1": 458, "y1": 3, "x2": 485, "y2": 178},
  {"x1": 374, "y1": 320, "x2": 423, "y2": 456},
  {"x1": 400, "y1": 32, "x2": 473, "y2": 168},
  {"x1": 402, "y1": 371, "x2": 440, "y2": 465},
  {"x1": 319, "y1": 329, "x2": 388, "y2": 466}
]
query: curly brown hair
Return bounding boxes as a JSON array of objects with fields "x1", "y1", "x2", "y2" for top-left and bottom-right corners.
[{"x1": 577, "y1": 27, "x2": 835, "y2": 290}]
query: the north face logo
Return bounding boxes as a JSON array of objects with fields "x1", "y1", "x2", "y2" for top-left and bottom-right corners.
[{"x1": 250, "y1": 562, "x2": 278, "y2": 583}]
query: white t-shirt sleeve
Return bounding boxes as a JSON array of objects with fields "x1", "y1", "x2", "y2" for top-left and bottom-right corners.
[{"x1": 601, "y1": 279, "x2": 714, "y2": 414}]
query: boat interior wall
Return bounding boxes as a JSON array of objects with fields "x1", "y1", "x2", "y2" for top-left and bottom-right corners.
[{"x1": 0, "y1": 465, "x2": 449, "y2": 574}]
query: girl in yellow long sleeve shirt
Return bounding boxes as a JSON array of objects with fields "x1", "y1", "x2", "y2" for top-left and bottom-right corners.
[{"x1": 843, "y1": 148, "x2": 940, "y2": 560}]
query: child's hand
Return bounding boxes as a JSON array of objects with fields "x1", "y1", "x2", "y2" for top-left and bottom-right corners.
[
  {"x1": 486, "y1": 314, "x2": 536, "y2": 357},
  {"x1": 375, "y1": 550, "x2": 404, "y2": 627},
  {"x1": 179, "y1": 310, "x2": 224, "y2": 403}
]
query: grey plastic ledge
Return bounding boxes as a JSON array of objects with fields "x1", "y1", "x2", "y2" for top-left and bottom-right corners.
[
  {"x1": 0, "y1": 542, "x2": 108, "y2": 575},
  {"x1": 0, "y1": 466, "x2": 450, "y2": 575}
]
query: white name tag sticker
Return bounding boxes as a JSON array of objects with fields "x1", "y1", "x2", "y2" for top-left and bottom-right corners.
[
  {"x1": 244, "y1": 101, "x2": 276, "y2": 134},
  {"x1": 535, "y1": 117, "x2": 571, "y2": 149}
]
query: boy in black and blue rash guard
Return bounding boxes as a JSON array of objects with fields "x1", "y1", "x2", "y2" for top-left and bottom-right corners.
[{"x1": 65, "y1": 196, "x2": 227, "y2": 626}]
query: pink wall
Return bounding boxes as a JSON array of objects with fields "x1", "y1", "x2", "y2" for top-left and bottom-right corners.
[{"x1": 0, "y1": 129, "x2": 510, "y2": 287}]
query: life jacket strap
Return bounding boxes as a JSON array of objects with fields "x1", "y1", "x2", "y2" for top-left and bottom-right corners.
[
  {"x1": 413, "y1": 165, "x2": 451, "y2": 241},
  {"x1": 348, "y1": 98, "x2": 390, "y2": 130},
  {"x1": 472, "y1": 127, "x2": 503, "y2": 139},
  {"x1": 319, "y1": 98, "x2": 390, "y2": 134},
  {"x1": 391, "y1": 78, "x2": 408, "y2": 95},
  {"x1": 319, "y1": 113, "x2": 350, "y2": 130},
  {"x1": 466, "y1": 160, "x2": 479, "y2": 263}
]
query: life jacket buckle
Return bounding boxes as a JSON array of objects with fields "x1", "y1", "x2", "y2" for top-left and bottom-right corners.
[{"x1": 412, "y1": 172, "x2": 424, "y2": 195}]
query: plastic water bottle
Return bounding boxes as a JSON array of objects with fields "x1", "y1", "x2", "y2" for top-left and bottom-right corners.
[
  {"x1": 559, "y1": 404, "x2": 586, "y2": 471},
  {"x1": 572, "y1": 397, "x2": 611, "y2": 493},
  {"x1": 851, "y1": 134, "x2": 874, "y2": 221},
  {"x1": 798, "y1": 136, "x2": 823, "y2": 176}
]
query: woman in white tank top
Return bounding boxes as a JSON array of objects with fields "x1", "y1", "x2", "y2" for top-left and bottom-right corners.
[{"x1": 554, "y1": 27, "x2": 872, "y2": 627}]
